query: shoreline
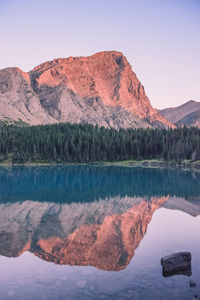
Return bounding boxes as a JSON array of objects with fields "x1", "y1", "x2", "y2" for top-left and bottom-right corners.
[{"x1": 0, "y1": 159, "x2": 200, "y2": 171}]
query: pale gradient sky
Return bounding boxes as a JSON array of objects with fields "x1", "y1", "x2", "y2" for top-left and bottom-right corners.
[{"x1": 0, "y1": 0, "x2": 199, "y2": 108}]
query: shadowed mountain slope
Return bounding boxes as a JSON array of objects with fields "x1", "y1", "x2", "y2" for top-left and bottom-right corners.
[
  {"x1": 176, "y1": 109, "x2": 200, "y2": 128},
  {"x1": 159, "y1": 100, "x2": 200, "y2": 127}
]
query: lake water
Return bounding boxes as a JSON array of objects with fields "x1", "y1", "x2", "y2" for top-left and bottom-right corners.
[{"x1": 0, "y1": 166, "x2": 199, "y2": 300}]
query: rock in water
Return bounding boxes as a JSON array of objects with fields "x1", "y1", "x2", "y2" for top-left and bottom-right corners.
[
  {"x1": 161, "y1": 252, "x2": 191, "y2": 277},
  {"x1": 190, "y1": 280, "x2": 196, "y2": 288}
]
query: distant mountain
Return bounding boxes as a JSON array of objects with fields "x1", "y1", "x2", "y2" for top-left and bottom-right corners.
[
  {"x1": 176, "y1": 110, "x2": 200, "y2": 128},
  {"x1": 159, "y1": 100, "x2": 200, "y2": 128},
  {"x1": 0, "y1": 51, "x2": 174, "y2": 129}
]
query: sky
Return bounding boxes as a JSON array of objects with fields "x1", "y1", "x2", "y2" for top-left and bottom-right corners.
[{"x1": 0, "y1": 0, "x2": 199, "y2": 109}]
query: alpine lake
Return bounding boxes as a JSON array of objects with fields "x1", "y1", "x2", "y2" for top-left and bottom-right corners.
[{"x1": 0, "y1": 166, "x2": 199, "y2": 300}]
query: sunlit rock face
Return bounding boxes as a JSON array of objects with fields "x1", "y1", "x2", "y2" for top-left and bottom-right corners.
[
  {"x1": 0, "y1": 51, "x2": 174, "y2": 128},
  {"x1": 0, "y1": 196, "x2": 169, "y2": 270}
]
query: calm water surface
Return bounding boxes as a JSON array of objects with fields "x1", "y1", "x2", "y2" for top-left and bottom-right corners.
[{"x1": 0, "y1": 166, "x2": 199, "y2": 300}]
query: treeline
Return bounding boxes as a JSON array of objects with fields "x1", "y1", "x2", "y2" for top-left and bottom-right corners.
[{"x1": 0, "y1": 123, "x2": 199, "y2": 163}]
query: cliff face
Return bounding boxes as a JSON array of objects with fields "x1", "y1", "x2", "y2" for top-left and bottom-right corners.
[{"x1": 0, "y1": 51, "x2": 174, "y2": 129}]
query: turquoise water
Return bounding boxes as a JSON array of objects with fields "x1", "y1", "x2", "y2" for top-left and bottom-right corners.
[{"x1": 0, "y1": 166, "x2": 199, "y2": 299}]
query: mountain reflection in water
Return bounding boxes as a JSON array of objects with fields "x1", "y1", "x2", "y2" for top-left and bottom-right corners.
[
  {"x1": 0, "y1": 196, "x2": 169, "y2": 270},
  {"x1": 0, "y1": 166, "x2": 200, "y2": 272}
]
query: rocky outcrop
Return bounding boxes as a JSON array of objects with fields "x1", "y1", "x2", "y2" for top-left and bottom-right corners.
[
  {"x1": 159, "y1": 100, "x2": 200, "y2": 128},
  {"x1": 161, "y1": 252, "x2": 192, "y2": 277},
  {"x1": 0, "y1": 51, "x2": 174, "y2": 129}
]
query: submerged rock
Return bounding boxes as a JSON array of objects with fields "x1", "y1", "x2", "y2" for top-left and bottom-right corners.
[
  {"x1": 161, "y1": 252, "x2": 191, "y2": 277},
  {"x1": 190, "y1": 280, "x2": 196, "y2": 287}
]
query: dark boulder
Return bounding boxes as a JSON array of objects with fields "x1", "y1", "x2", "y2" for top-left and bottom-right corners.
[{"x1": 161, "y1": 252, "x2": 191, "y2": 277}]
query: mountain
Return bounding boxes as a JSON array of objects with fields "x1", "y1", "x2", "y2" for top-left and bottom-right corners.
[
  {"x1": 0, "y1": 51, "x2": 174, "y2": 129},
  {"x1": 176, "y1": 110, "x2": 200, "y2": 128},
  {"x1": 159, "y1": 100, "x2": 200, "y2": 128}
]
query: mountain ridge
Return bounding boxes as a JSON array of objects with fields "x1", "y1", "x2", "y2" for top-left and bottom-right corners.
[
  {"x1": 159, "y1": 100, "x2": 200, "y2": 128},
  {"x1": 0, "y1": 51, "x2": 174, "y2": 129}
]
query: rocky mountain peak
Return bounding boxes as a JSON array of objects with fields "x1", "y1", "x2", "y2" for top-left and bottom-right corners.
[{"x1": 0, "y1": 51, "x2": 174, "y2": 128}]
